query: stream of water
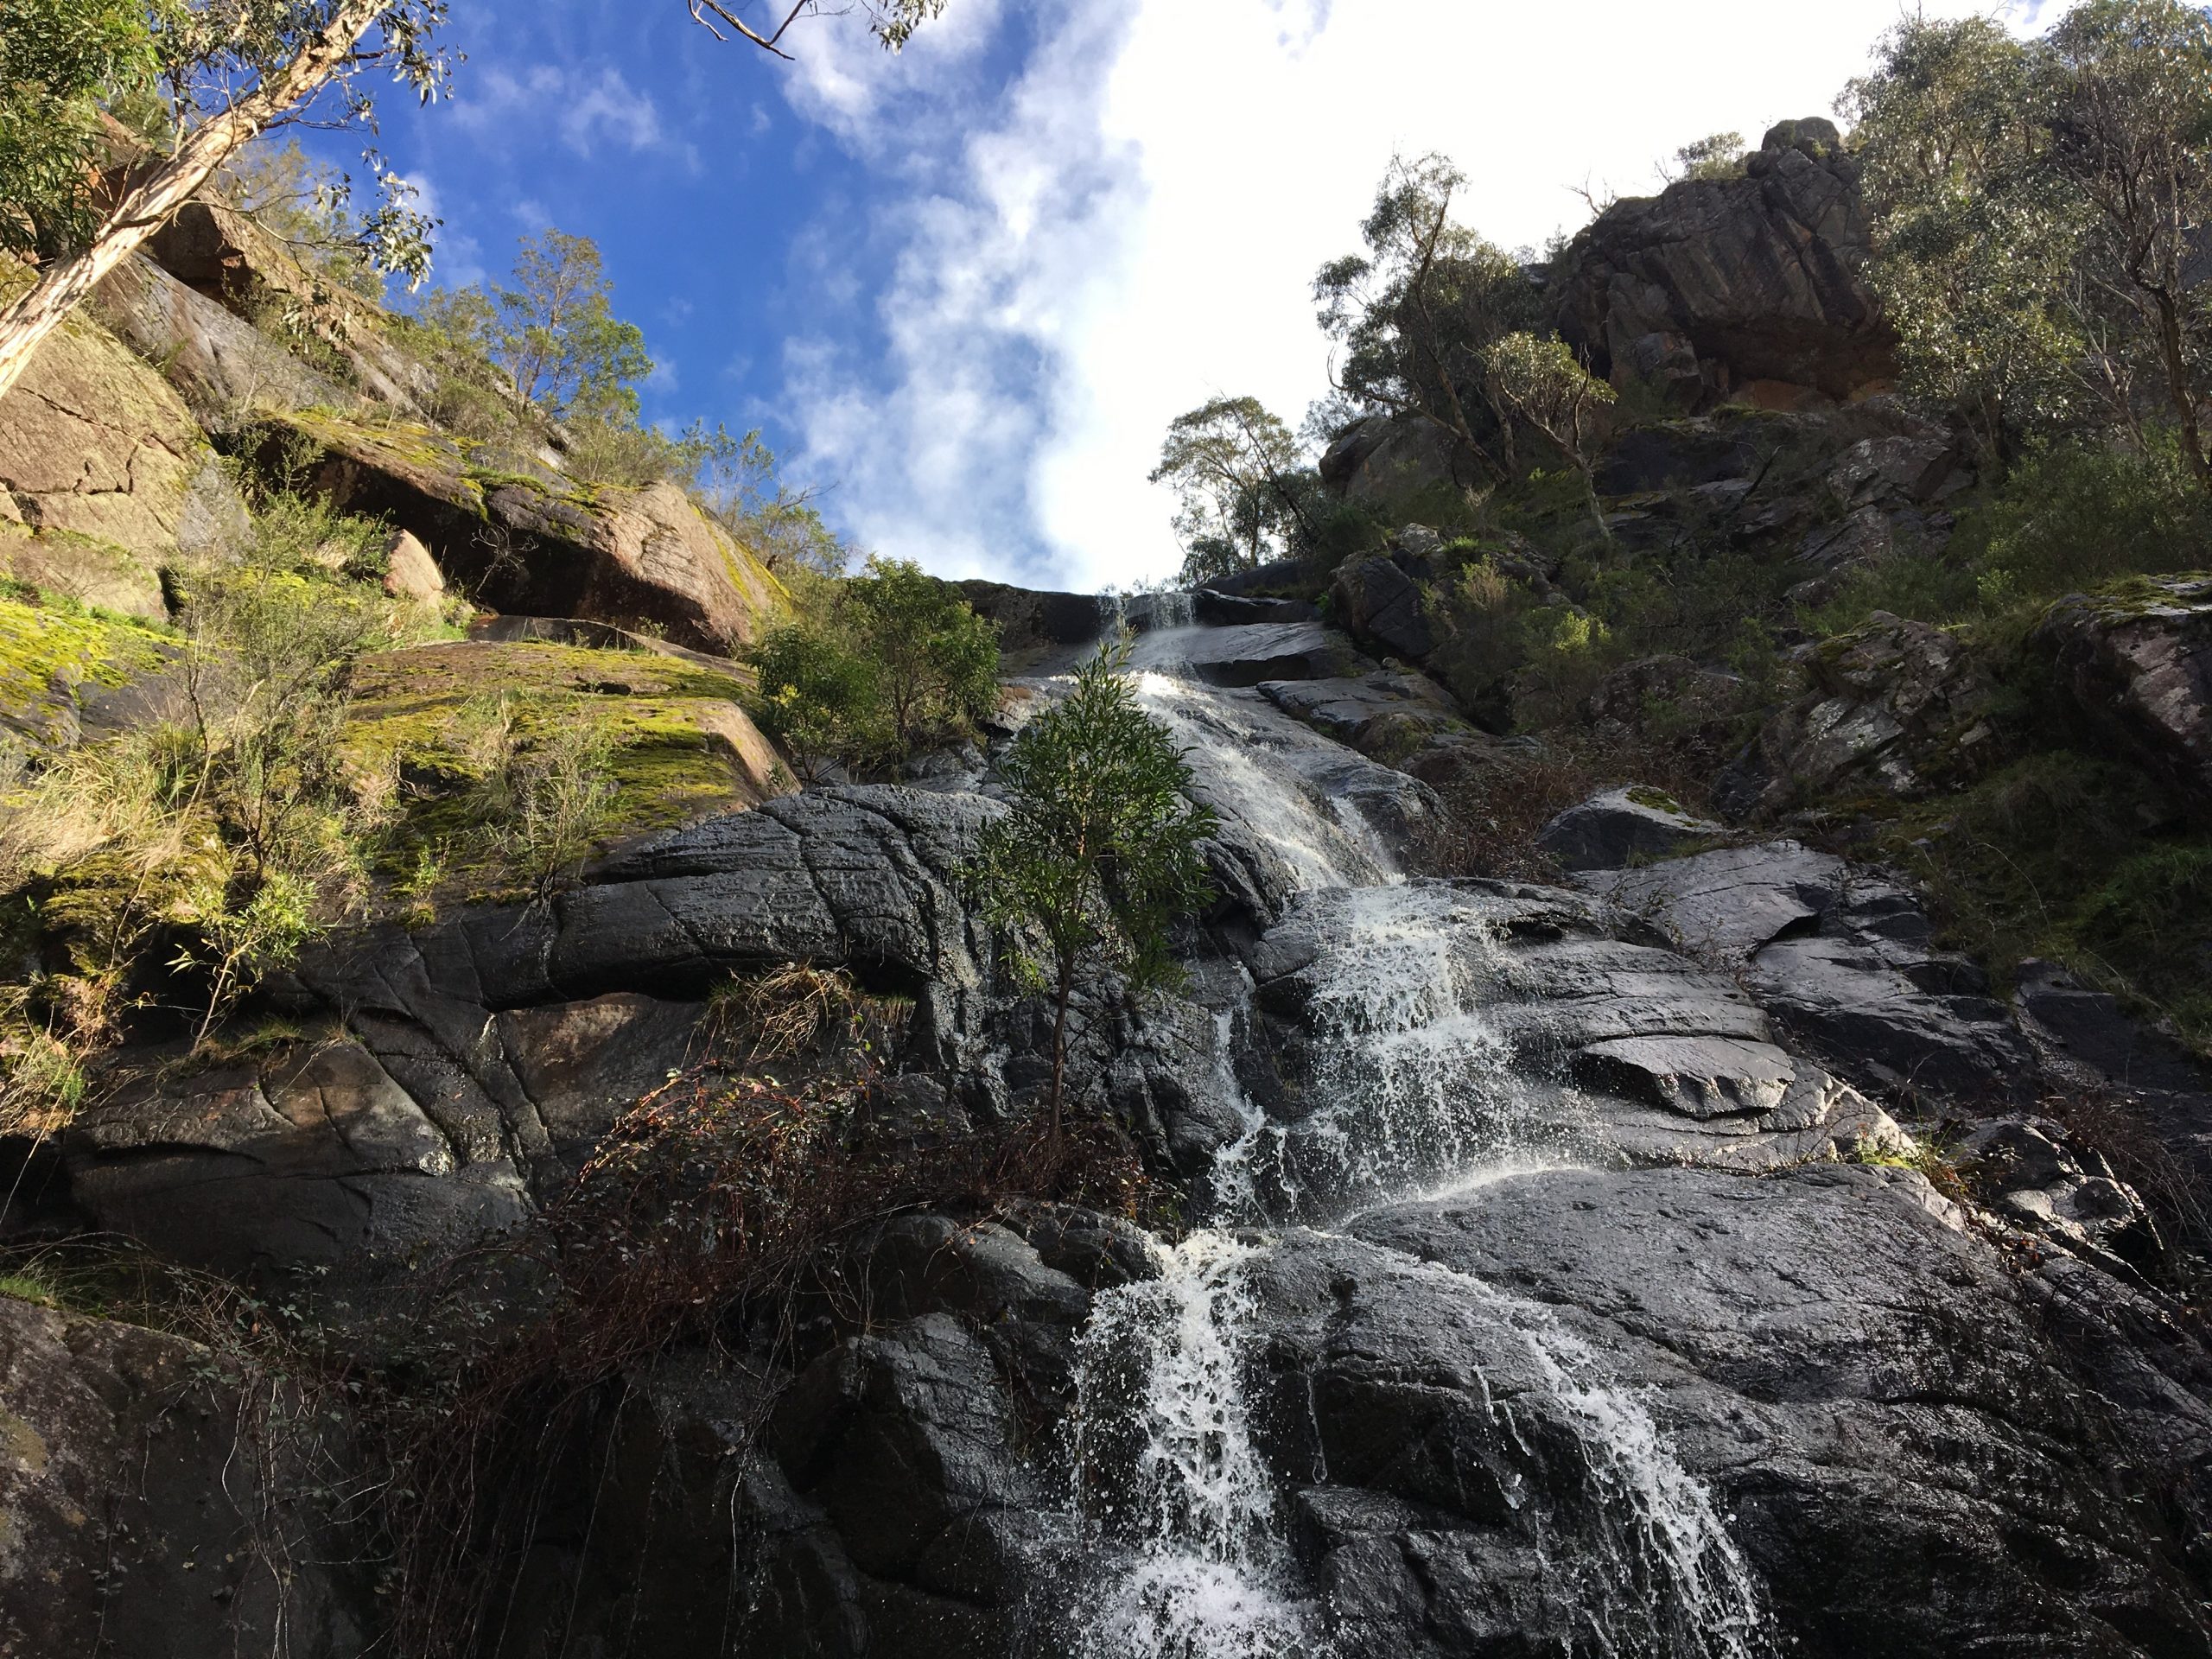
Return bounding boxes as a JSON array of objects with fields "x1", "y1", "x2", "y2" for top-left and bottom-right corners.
[{"x1": 1056, "y1": 628, "x2": 1771, "y2": 1659}]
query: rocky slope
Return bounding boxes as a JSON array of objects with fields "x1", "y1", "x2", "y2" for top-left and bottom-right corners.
[{"x1": 5, "y1": 116, "x2": 2212, "y2": 1659}]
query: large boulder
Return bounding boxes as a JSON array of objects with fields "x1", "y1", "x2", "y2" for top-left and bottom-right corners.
[
  {"x1": 93, "y1": 251, "x2": 353, "y2": 423},
  {"x1": 265, "y1": 407, "x2": 785, "y2": 651},
  {"x1": 2037, "y1": 575, "x2": 2212, "y2": 819},
  {"x1": 1330, "y1": 553, "x2": 1437, "y2": 662},
  {"x1": 1319, "y1": 414, "x2": 1473, "y2": 521},
  {"x1": 0, "y1": 299, "x2": 238, "y2": 609},
  {"x1": 1534, "y1": 784, "x2": 1727, "y2": 871},
  {"x1": 1258, "y1": 668, "x2": 1482, "y2": 766},
  {"x1": 1717, "y1": 612, "x2": 2000, "y2": 817},
  {"x1": 0, "y1": 1294, "x2": 372, "y2": 1657},
  {"x1": 1549, "y1": 118, "x2": 1894, "y2": 410}
]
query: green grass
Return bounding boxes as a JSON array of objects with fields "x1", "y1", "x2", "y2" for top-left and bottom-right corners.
[{"x1": 343, "y1": 639, "x2": 777, "y2": 906}]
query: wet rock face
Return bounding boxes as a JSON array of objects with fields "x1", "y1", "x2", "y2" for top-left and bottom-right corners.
[
  {"x1": 1549, "y1": 119, "x2": 1893, "y2": 409},
  {"x1": 1245, "y1": 1164, "x2": 2212, "y2": 1659},
  {"x1": 1579, "y1": 840, "x2": 2032, "y2": 1103},
  {"x1": 1223, "y1": 879, "x2": 1900, "y2": 1210}
]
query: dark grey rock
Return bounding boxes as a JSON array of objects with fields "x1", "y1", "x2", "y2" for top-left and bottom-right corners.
[
  {"x1": 1718, "y1": 613, "x2": 1999, "y2": 816},
  {"x1": 1246, "y1": 1163, "x2": 2212, "y2": 1659},
  {"x1": 64, "y1": 1040, "x2": 526, "y2": 1278},
  {"x1": 1128, "y1": 619, "x2": 1367, "y2": 688},
  {"x1": 2037, "y1": 575, "x2": 2212, "y2": 820},
  {"x1": 1330, "y1": 555, "x2": 1437, "y2": 662},
  {"x1": 1580, "y1": 841, "x2": 2034, "y2": 1104},
  {"x1": 1552, "y1": 120, "x2": 1891, "y2": 408},
  {"x1": 1257, "y1": 670, "x2": 1478, "y2": 764},
  {"x1": 1192, "y1": 588, "x2": 1316, "y2": 626},
  {"x1": 0, "y1": 1296, "x2": 372, "y2": 1658},
  {"x1": 1535, "y1": 785, "x2": 1727, "y2": 871}
]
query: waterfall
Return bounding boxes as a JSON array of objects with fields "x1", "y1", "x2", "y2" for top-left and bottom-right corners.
[
  {"x1": 1058, "y1": 633, "x2": 1770, "y2": 1657},
  {"x1": 1068, "y1": 1234, "x2": 1325, "y2": 1659}
]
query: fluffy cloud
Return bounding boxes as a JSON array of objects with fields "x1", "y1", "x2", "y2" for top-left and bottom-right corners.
[{"x1": 779, "y1": 0, "x2": 2060, "y2": 590}]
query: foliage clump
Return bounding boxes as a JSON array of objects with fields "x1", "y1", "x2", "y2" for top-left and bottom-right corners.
[
  {"x1": 747, "y1": 557, "x2": 1000, "y2": 775},
  {"x1": 972, "y1": 636, "x2": 1217, "y2": 1132},
  {"x1": 0, "y1": 493, "x2": 447, "y2": 1122}
]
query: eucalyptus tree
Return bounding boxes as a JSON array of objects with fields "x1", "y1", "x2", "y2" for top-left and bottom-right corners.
[
  {"x1": 1148, "y1": 394, "x2": 1313, "y2": 584},
  {"x1": 0, "y1": 0, "x2": 949, "y2": 402},
  {"x1": 1847, "y1": 1, "x2": 2212, "y2": 486},
  {"x1": 1479, "y1": 330, "x2": 1618, "y2": 536},
  {"x1": 1313, "y1": 151, "x2": 1546, "y2": 483},
  {"x1": 972, "y1": 637, "x2": 1217, "y2": 1139}
]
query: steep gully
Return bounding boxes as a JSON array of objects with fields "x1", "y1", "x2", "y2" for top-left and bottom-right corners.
[{"x1": 1050, "y1": 622, "x2": 1769, "y2": 1659}]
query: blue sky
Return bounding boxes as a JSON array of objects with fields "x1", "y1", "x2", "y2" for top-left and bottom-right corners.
[{"x1": 313, "y1": 0, "x2": 2055, "y2": 592}]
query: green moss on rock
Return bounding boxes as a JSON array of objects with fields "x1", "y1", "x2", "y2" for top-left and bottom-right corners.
[{"x1": 344, "y1": 639, "x2": 786, "y2": 904}]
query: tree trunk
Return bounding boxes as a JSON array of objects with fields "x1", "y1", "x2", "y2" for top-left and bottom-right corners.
[
  {"x1": 0, "y1": 0, "x2": 390, "y2": 402},
  {"x1": 2148, "y1": 284, "x2": 2212, "y2": 497},
  {"x1": 1047, "y1": 954, "x2": 1073, "y2": 1147}
]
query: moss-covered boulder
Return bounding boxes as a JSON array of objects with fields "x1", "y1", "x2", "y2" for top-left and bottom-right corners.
[
  {"x1": 341, "y1": 637, "x2": 790, "y2": 903},
  {"x1": 0, "y1": 590, "x2": 181, "y2": 750},
  {"x1": 2037, "y1": 574, "x2": 2212, "y2": 823},
  {"x1": 266, "y1": 408, "x2": 784, "y2": 652}
]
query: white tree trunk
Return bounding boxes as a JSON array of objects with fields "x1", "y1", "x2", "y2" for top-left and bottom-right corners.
[{"x1": 0, "y1": 0, "x2": 390, "y2": 402}]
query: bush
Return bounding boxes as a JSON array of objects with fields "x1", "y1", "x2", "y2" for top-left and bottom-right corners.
[
  {"x1": 0, "y1": 503, "x2": 435, "y2": 1082},
  {"x1": 747, "y1": 558, "x2": 1000, "y2": 773},
  {"x1": 365, "y1": 1056, "x2": 1158, "y2": 1658},
  {"x1": 1888, "y1": 750, "x2": 2212, "y2": 1051},
  {"x1": 442, "y1": 692, "x2": 627, "y2": 895},
  {"x1": 1955, "y1": 437, "x2": 2212, "y2": 600}
]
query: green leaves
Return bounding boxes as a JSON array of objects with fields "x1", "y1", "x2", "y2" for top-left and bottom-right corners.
[
  {"x1": 747, "y1": 556, "x2": 1001, "y2": 774},
  {"x1": 0, "y1": 0, "x2": 160, "y2": 259},
  {"x1": 1313, "y1": 151, "x2": 1547, "y2": 480},
  {"x1": 478, "y1": 229, "x2": 652, "y2": 422},
  {"x1": 972, "y1": 636, "x2": 1217, "y2": 1001},
  {"x1": 1148, "y1": 395, "x2": 1314, "y2": 583},
  {"x1": 1850, "y1": 2, "x2": 2212, "y2": 482}
]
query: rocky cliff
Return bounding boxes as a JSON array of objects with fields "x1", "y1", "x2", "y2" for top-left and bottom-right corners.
[{"x1": 5, "y1": 112, "x2": 2212, "y2": 1659}]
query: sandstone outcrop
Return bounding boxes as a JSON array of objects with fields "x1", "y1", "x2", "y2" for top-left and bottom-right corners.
[
  {"x1": 0, "y1": 302, "x2": 233, "y2": 607},
  {"x1": 264, "y1": 408, "x2": 785, "y2": 651}
]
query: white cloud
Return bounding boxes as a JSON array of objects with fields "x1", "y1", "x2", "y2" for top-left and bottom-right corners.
[
  {"x1": 779, "y1": 0, "x2": 2062, "y2": 590},
  {"x1": 452, "y1": 62, "x2": 696, "y2": 168}
]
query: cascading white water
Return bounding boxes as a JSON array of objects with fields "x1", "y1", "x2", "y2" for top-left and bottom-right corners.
[
  {"x1": 1135, "y1": 671, "x2": 1395, "y2": 892},
  {"x1": 1208, "y1": 884, "x2": 1589, "y2": 1222},
  {"x1": 1060, "y1": 634, "x2": 1770, "y2": 1658},
  {"x1": 1068, "y1": 1234, "x2": 1325, "y2": 1659},
  {"x1": 1356, "y1": 1243, "x2": 1772, "y2": 1659}
]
